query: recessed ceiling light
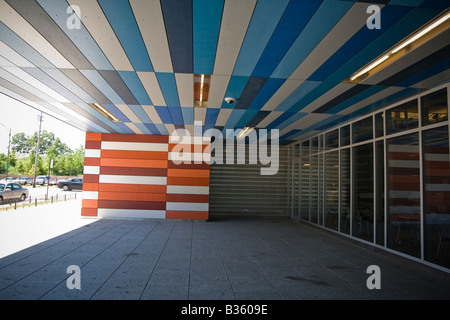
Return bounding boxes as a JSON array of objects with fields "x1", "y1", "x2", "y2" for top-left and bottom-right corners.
[{"x1": 88, "y1": 103, "x2": 120, "y2": 122}]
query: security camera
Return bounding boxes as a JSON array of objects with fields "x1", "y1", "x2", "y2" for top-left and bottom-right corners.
[{"x1": 224, "y1": 97, "x2": 236, "y2": 104}]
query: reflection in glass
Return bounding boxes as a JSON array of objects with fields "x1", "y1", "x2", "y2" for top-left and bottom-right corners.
[
  {"x1": 352, "y1": 143, "x2": 374, "y2": 242},
  {"x1": 375, "y1": 141, "x2": 385, "y2": 246},
  {"x1": 300, "y1": 141, "x2": 310, "y2": 221},
  {"x1": 341, "y1": 125, "x2": 350, "y2": 146},
  {"x1": 319, "y1": 154, "x2": 324, "y2": 225},
  {"x1": 325, "y1": 129, "x2": 339, "y2": 150},
  {"x1": 310, "y1": 155, "x2": 318, "y2": 224},
  {"x1": 293, "y1": 160, "x2": 300, "y2": 221},
  {"x1": 386, "y1": 100, "x2": 418, "y2": 134},
  {"x1": 325, "y1": 151, "x2": 339, "y2": 231},
  {"x1": 340, "y1": 149, "x2": 350, "y2": 234},
  {"x1": 421, "y1": 88, "x2": 448, "y2": 126},
  {"x1": 423, "y1": 126, "x2": 450, "y2": 268},
  {"x1": 387, "y1": 133, "x2": 420, "y2": 258},
  {"x1": 352, "y1": 117, "x2": 373, "y2": 143},
  {"x1": 375, "y1": 113, "x2": 384, "y2": 138},
  {"x1": 311, "y1": 137, "x2": 318, "y2": 154}
]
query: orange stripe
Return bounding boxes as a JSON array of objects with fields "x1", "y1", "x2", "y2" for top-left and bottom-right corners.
[
  {"x1": 84, "y1": 157, "x2": 101, "y2": 166},
  {"x1": 81, "y1": 208, "x2": 98, "y2": 217},
  {"x1": 167, "y1": 177, "x2": 210, "y2": 186},
  {"x1": 101, "y1": 133, "x2": 168, "y2": 143},
  {"x1": 82, "y1": 199, "x2": 98, "y2": 208},
  {"x1": 167, "y1": 168, "x2": 210, "y2": 178},
  {"x1": 166, "y1": 211, "x2": 208, "y2": 220},
  {"x1": 101, "y1": 149, "x2": 168, "y2": 160},
  {"x1": 86, "y1": 132, "x2": 102, "y2": 141},
  {"x1": 98, "y1": 192, "x2": 167, "y2": 202},
  {"x1": 166, "y1": 194, "x2": 209, "y2": 203},
  {"x1": 83, "y1": 182, "x2": 99, "y2": 191},
  {"x1": 98, "y1": 183, "x2": 166, "y2": 194},
  {"x1": 100, "y1": 158, "x2": 168, "y2": 168}
]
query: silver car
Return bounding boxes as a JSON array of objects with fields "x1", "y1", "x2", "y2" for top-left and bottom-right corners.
[{"x1": 0, "y1": 183, "x2": 29, "y2": 204}]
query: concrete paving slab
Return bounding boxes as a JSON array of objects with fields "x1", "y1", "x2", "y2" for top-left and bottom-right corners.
[{"x1": 1, "y1": 204, "x2": 450, "y2": 300}]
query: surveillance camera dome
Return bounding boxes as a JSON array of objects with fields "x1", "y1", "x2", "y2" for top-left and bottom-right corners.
[{"x1": 224, "y1": 97, "x2": 236, "y2": 104}]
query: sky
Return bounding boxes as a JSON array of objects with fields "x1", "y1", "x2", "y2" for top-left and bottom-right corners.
[{"x1": 0, "y1": 94, "x2": 86, "y2": 154}]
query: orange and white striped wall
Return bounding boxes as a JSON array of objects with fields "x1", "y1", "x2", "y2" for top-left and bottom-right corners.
[{"x1": 82, "y1": 132, "x2": 210, "y2": 220}]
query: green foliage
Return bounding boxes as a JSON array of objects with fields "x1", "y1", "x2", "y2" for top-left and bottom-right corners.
[{"x1": 1, "y1": 131, "x2": 84, "y2": 176}]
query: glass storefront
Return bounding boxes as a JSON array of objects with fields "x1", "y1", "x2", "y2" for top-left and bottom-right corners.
[{"x1": 288, "y1": 84, "x2": 450, "y2": 270}]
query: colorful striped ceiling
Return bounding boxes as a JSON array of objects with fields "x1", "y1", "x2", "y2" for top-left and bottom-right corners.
[{"x1": 0, "y1": 0, "x2": 449, "y2": 144}]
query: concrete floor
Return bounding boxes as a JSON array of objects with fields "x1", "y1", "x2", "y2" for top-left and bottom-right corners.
[{"x1": 0, "y1": 211, "x2": 450, "y2": 300}]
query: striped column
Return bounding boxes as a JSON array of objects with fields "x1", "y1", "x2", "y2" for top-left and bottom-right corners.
[
  {"x1": 82, "y1": 132, "x2": 101, "y2": 217},
  {"x1": 81, "y1": 133, "x2": 211, "y2": 220},
  {"x1": 167, "y1": 136, "x2": 210, "y2": 219}
]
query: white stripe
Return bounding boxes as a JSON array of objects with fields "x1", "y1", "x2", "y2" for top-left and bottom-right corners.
[
  {"x1": 166, "y1": 202, "x2": 209, "y2": 211},
  {"x1": 0, "y1": 1, "x2": 74, "y2": 69},
  {"x1": 213, "y1": 0, "x2": 257, "y2": 75},
  {"x1": 101, "y1": 141, "x2": 168, "y2": 152},
  {"x1": 98, "y1": 208, "x2": 166, "y2": 219},
  {"x1": 124, "y1": 122, "x2": 144, "y2": 134},
  {"x1": 99, "y1": 175, "x2": 167, "y2": 185},
  {"x1": 167, "y1": 185, "x2": 209, "y2": 195},
  {"x1": 84, "y1": 149, "x2": 101, "y2": 158},
  {"x1": 261, "y1": 80, "x2": 303, "y2": 111},
  {"x1": 67, "y1": 0, "x2": 133, "y2": 71},
  {"x1": 116, "y1": 104, "x2": 141, "y2": 123},
  {"x1": 208, "y1": 75, "x2": 230, "y2": 108},
  {"x1": 175, "y1": 73, "x2": 194, "y2": 107},
  {"x1": 83, "y1": 191, "x2": 98, "y2": 200},
  {"x1": 137, "y1": 72, "x2": 166, "y2": 106},
  {"x1": 83, "y1": 166, "x2": 100, "y2": 175},
  {"x1": 142, "y1": 105, "x2": 163, "y2": 124},
  {"x1": 130, "y1": 0, "x2": 173, "y2": 73}
]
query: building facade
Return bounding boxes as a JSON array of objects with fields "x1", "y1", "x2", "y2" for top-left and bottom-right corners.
[{"x1": 286, "y1": 84, "x2": 450, "y2": 271}]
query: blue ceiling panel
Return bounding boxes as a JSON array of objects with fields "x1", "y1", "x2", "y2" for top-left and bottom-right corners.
[
  {"x1": 251, "y1": 0, "x2": 323, "y2": 78},
  {"x1": 193, "y1": 0, "x2": 223, "y2": 75},
  {"x1": 232, "y1": 0, "x2": 289, "y2": 77},
  {"x1": 161, "y1": 0, "x2": 193, "y2": 74},
  {"x1": 0, "y1": 0, "x2": 447, "y2": 143},
  {"x1": 98, "y1": 0, "x2": 153, "y2": 72}
]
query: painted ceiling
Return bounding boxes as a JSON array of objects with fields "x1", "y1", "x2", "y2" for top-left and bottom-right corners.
[{"x1": 0, "y1": 0, "x2": 449, "y2": 144}]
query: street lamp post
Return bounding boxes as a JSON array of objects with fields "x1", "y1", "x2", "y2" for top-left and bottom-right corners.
[
  {"x1": 33, "y1": 112, "x2": 44, "y2": 188},
  {"x1": 0, "y1": 123, "x2": 11, "y2": 182}
]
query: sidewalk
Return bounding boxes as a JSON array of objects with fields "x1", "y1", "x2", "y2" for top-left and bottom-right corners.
[{"x1": 0, "y1": 197, "x2": 96, "y2": 258}]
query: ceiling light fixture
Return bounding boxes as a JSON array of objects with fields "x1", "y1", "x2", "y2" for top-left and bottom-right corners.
[
  {"x1": 89, "y1": 103, "x2": 120, "y2": 122},
  {"x1": 237, "y1": 127, "x2": 254, "y2": 139},
  {"x1": 194, "y1": 74, "x2": 211, "y2": 107},
  {"x1": 348, "y1": 9, "x2": 450, "y2": 83}
]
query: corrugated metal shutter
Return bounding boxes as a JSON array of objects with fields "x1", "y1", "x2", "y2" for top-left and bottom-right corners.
[{"x1": 209, "y1": 146, "x2": 289, "y2": 217}]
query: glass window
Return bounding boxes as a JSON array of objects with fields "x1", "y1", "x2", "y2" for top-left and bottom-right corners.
[
  {"x1": 310, "y1": 155, "x2": 318, "y2": 224},
  {"x1": 386, "y1": 99, "x2": 418, "y2": 134},
  {"x1": 311, "y1": 137, "x2": 318, "y2": 154},
  {"x1": 325, "y1": 129, "x2": 339, "y2": 150},
  {"x1": 325, "y1": 151, "x2": 339, "y2": 231},
  {"x1": 340, "y1": 149, "x2": 350, "y2": 234},
  {"x1": 386, "y1": 133, "x2": 421, "y2": 258},
  {"x1": 300, "y1": 157, "x2": 310, "y2": 221},
  {"x1": 421, "y1": 88, "x2": 448, "y2": 126},
  {"x1": 375, "y1": 141, "x2": 385, "y2": 246},
  {"x1": 340, "y1": 125, "x2": 350, "y2": 146},
  {"x1": 352, "y1": 117, "x2": 373, "y2": 143},
  {"x1": 352, "y1": 143, "x2": 374, "y2": 242},
  {"x1": 423, "y1": 126, "x2": 450, "y2": 268},
  {"x1": 375, "y1": 112, "x2": 384, "y2": 137}
]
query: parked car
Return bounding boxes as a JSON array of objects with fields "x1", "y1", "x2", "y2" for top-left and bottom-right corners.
[
  {"x1": 0, "y1": 183, "x2": 29, "y2": 203},
  {"x1": 14, "y1": 177, "x2": 32, "y2": 185},
  {"x1": 57, "y1": 178, "x2": 83, "y2": 191},
  {"x1": 35, "y1": 175, "x2": 50, "y2": 185},
  {"x1": 49, "y1": 178, "x2": 62, "y2": 186}
]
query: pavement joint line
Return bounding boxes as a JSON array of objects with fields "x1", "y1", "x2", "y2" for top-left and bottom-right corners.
[
  {"x1": 138, "y1": 221, "x2": 176, "y2": 300},
  {"x1": 36, "y1": 220, "x2": 139, "y2": 299}
]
